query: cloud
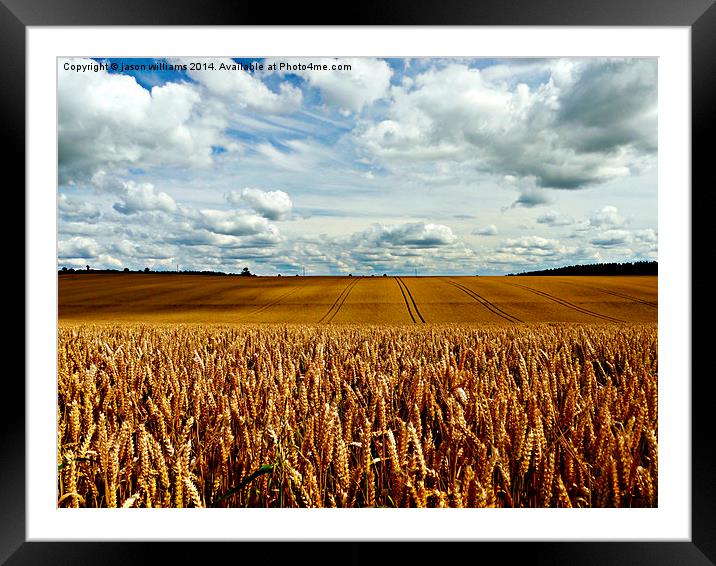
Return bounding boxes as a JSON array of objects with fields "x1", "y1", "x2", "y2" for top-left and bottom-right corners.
[
  {"x1": 168, "y1": 228, "x2": 279, "y2": 249},
  {"x1": 497, "y1": 236, "x2": 568, "y2": 257},
  {"x1": 249, "y1": 222, "x2": 478, "y2": 274},
  {"x1": 60, "y1": 222, "x2": 102, "y2": 236},
  {"x1": 111, "y1": 239, "x2": 136, "y2": 256},
  {"x1": 630, "y1": 228, "x2": 657, "y2": 257},
  {"x1": 226, "y1": 187, "x2": 293, "y2": 220},
  {"x1": 472, "y1": 224, "x2": 498, "y2": 236},
  {"x1": 307, "y1": 221, "x2": 477, "y2": 273},
  {"x1": 252, "y1": 139, "x2": 335, "y2": 173},
  {"x1": 89, "y1": 170, "x2": 127, "y2": 194},
  {"x1": 512, "y1": 188, "x2": 552, "y2": 208},
  {"x1": 360, "y1": 222, "x2": 458, "y2": 248},
  {"x1": 590, "y1": 229, "x2": 632, "y2": 247},
  {"x1": 191, "y1": 209, "x2": 273, "y2": 238},
  {"x1": 113, "y1": 181, "x2": 177, "y2": 215},
  {"x1": 634, "y1": 228, "x2": 657, "y2": 243},
  {"x1": 557, "y1": 59, "x2": 657, "y2": 154},
  {"x1": 356, "y1": 59, "x2": 656, "y2": 191},
  {"x1": 58, "y1": 194, "x2": 101, "y2": 221},
  {"x1": 589, "y1": 205, "x2": 627, "y2": 228},
  {"x1": 59, "y1": 58, "x2": 225, "y2": 184},
  {"x1": 536, "y1": 210, "x2": 574, "y2": 226},
  {"x1": 181, "y1": 57, "x2": 302, "y2": 114},
  {"x1": 59, "y1": 172, "x2": 288, "y2": 273},
  {"x1": 271, "y1": 57, "x2": 393, "y2": 114},
  {"x1": 485, "y1": 235, "x2": 596, "y2": 270},
  {"x1": 58, "y1": 237, "x2": 100, "y2": 259}
]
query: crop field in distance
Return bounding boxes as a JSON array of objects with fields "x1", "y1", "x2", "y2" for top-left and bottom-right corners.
[
  {"x1": 59, "y1": 274, "x2": 656, "y2": 324},
  {"x1": 57, "y1": 275, "x2": 657, "y2": 508}
]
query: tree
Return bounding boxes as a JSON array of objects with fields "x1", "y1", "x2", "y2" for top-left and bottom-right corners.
[
  {"x1": 144, "y1": 267, "x2": 150, "y2": 273},
  {"x1": 86, "y1": 265, "x2": 90, "y2": 271},
  {"x1": 123, "y1": 268, "x2": 129, "y2": 272},
  {"x1": 62, "y1": 267, "x2": 67, "y2": 272},
  {"x1": 241, "y1": 267, "x2": 252, "y2": 276}
]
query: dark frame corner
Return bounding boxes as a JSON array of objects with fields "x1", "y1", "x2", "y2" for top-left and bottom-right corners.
[{"x1": 9, "y1": 0, "x2": 714, "y2": 564}]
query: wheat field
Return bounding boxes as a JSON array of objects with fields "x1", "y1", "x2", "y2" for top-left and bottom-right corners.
[
  {"x1": 58, "y1": 274, "x2": 657, "y2": 324},
  {"x1": 57, "y1": 323, "x2": 657, "y2": 508}
]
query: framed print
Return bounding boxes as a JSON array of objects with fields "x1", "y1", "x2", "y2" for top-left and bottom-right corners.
[{"x1": 9, "y1": 0, "x2": 714, "y2": 563}]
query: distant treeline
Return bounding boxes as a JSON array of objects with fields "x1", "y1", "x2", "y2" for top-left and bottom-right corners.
[
  {"x1": 508, "y1": 261, "x2": 657, "y2": 276},
  {"x1": 59, "y1": 266, "x2": 257, "y2": 276}
]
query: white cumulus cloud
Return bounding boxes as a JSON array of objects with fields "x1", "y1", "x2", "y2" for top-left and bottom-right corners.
[
  {"x1": 58, "y1": 236, "x2": 100, "y2": 259},
  {"x1": 59, "y1": 58, "x2": 225, "y2": 184},
  {"x1": 589, "y1": 205, "x2": 627, "y2": 228},
  {"x1": 271, "y1": 57, "x2": 393, "y2": 114},
  {"x1": 226, "y1": 188, "x2": 293, "y2": 220},
  {"x1": 363, "y1": 222, "x2": 458, "y2": 247},
  {"x1": 191, "y1": 209, "x2": 272, "y2": 237},
  {"x1": 113, "y1": 181, "x2": 177, "y2": 215}
]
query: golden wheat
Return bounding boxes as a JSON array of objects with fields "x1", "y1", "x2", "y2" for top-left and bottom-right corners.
[{"x1": 57, "y1": 323, "x2": 657, "y2": 508}]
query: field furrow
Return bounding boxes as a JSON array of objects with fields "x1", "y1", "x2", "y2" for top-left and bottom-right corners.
[
  {"x1": 395, "y1": 277, "x2": 426, "y2": 323},
  {"x1": 506, "y1": 281, "x2": 625, "y2": 323},
  {"x1": 319, "y1": 277, "x2": 363, "y2": 323},
  {"x1": 444, "y1": 278, "x2": 522, "y2": 323}
]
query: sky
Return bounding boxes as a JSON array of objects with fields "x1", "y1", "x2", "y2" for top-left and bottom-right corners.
[{"x1": 57, "y1": 57, "x2": 657, "y2": 275}]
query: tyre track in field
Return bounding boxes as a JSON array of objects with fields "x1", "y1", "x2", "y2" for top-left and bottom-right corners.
[
  {"x1": 395, "y1": 277, "x2": 426, "y2": 323},
  {"x1": 444, "y1": 279, "x2": 522, "y2": 323},
  {"x1": 507, "y1": 281, "x2": 625, "y2": 323},
  {"x1": 318, "y1": 277, "x2": 362, "y2": 323},
  {"x1": 240, "y1": 286, "x2": 300, "y2": 319},
  {"x1": 561, "y1": 281, "x2": 657, "y2": 308}
]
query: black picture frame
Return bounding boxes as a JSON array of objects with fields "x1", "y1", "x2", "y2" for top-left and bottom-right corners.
[{"x1": 8, "y1": 0, "x2": 712, "y2": 564}]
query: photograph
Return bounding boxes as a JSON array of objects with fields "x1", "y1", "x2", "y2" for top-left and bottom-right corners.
[{"x1": 56, "y1": 55, "x2": 658, "y2": 509}]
